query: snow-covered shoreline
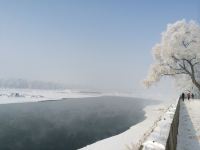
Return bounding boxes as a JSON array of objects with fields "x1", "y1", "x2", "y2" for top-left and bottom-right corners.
[
  {"x1": 141, "y1": 102, "x2": 177, "y2": 149},
  {"x1": 0, "y1": 88, "x2": 102, "y2": 104},
  {"x1": 0, "y1": 88, "x2": 170, "y2": 105},
  {"x1": 79, "y1": 101, "x2": 172, "y2": 150}
]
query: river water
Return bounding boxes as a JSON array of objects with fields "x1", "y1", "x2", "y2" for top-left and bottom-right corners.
[{"x1": 0, "y1": 96, "x2": 158, "y2": 150}]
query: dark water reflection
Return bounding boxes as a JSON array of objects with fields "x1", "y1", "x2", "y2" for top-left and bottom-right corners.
[{"x1": 0, "y1": 96, "x2": 158, "y2": 150}]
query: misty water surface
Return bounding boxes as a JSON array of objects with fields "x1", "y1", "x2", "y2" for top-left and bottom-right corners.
[{"x1": 0, "y1": 96, "x2": 158, "y2": 150}]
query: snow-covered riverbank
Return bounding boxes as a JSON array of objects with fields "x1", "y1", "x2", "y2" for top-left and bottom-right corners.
[
  {"x1": 79, "y1": 101, "x2": 172, "y2": 150},
  {"x1": 0, "y1": 88, "x2": 102, "y2": 104}
]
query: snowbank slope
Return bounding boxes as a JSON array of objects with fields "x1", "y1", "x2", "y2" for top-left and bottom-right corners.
[{"x1": 80, "y1": 102, "x2": 171, "y2": 150}]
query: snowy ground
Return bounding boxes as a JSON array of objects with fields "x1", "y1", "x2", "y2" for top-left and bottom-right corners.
[
  {"x1": 177, "y1": 100, "x2": 200, "y2": 150},
  {"x1": 141, "y1": 102, "x2": 177, "y2": 150},
  {"x1": 79, "y1": 102, "x2": 172, "y2": 150},
  {"x1": 0, "y1": 88, "x2": 102, "y2": 104}
]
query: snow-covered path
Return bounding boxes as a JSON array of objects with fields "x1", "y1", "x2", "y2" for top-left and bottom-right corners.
[{"x1": 177, "y1": 100, "x2": 200, "y2": 150}]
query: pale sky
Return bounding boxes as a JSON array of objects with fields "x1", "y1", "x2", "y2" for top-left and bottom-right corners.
[{"x1": 0, "y1": 0, "x2": 199, "y2": 96}]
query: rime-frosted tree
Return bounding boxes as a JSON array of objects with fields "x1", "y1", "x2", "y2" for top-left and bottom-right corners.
[{"x1": 144, "y1": 20, "x2": 200, "y2": 94}]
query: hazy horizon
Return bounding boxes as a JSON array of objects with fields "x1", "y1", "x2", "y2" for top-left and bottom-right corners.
[{"x1": 0, "y1": 0, "x2": 199, "y2": 98}]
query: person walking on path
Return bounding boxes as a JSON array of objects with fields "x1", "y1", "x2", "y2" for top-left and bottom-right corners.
[
  {"x1": 191, "y1": 93, "x2": 194, "y2": 99},
  {"x1": 181, "y1": 93, "x2": 185, "y2": 101},
  {"x1": 187, "y1": 93, "x2": 191, "y2": 101}
]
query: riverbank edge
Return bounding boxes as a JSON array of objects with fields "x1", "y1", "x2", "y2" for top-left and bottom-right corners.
[
  {"x1": 140, "y1": 98, "x2": 180, "y2": 150},
  {"x1": 79, "y1": 101, "x2": 171, "y2": 150}
]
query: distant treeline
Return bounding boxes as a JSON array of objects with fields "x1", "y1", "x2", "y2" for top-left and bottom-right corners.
[{"x1": 0, "y1": 79, "x2": 66, "y2": 90}]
